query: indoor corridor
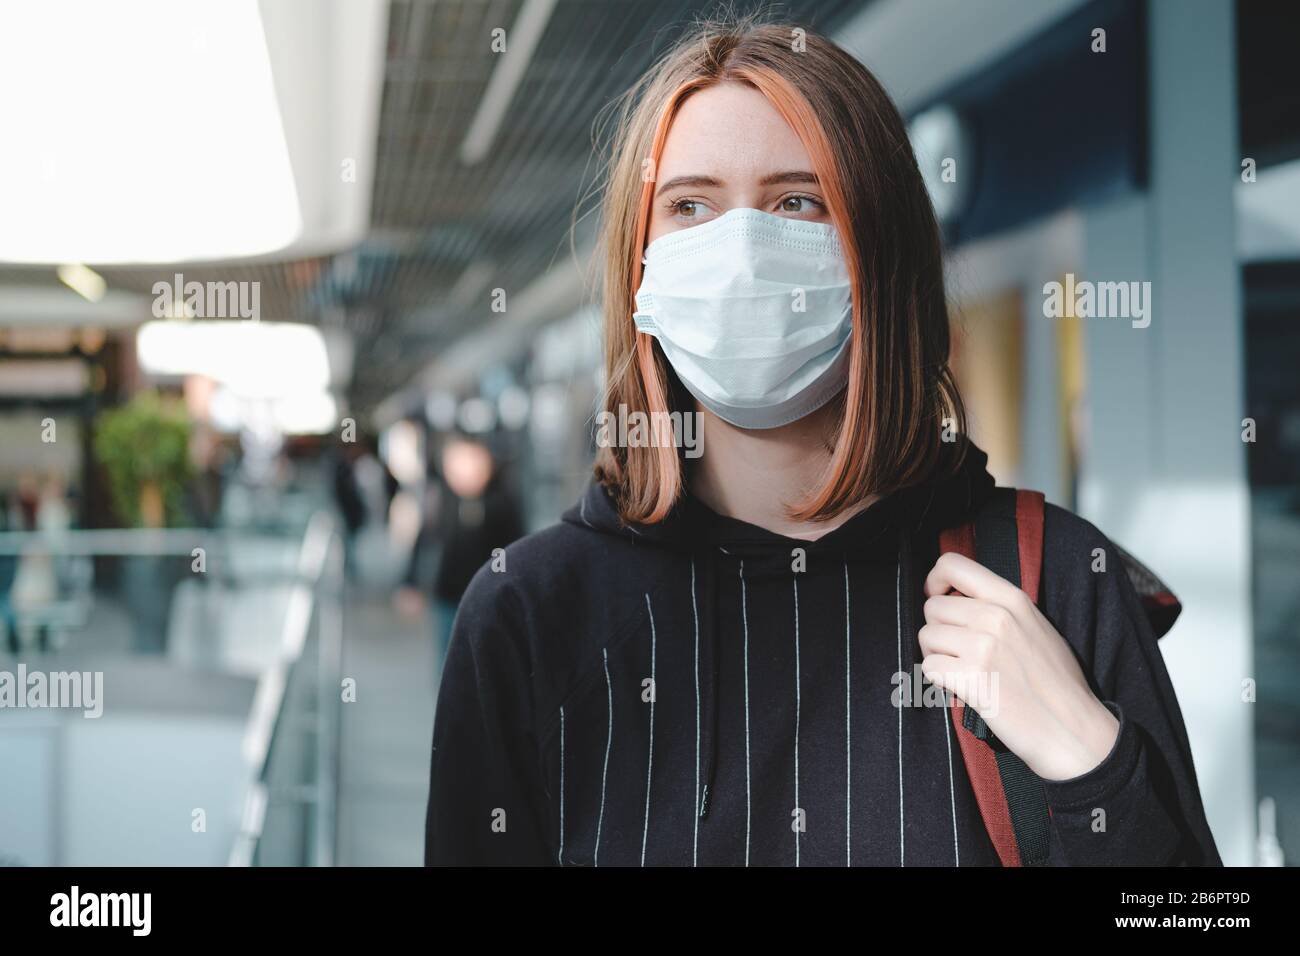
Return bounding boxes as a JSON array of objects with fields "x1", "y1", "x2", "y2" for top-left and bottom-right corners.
[{"x1": 336, "y1": 592, "x2": 440, "y2": 867}]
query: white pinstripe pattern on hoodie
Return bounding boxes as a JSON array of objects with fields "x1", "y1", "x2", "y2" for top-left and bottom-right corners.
[{"x1": 577, "y1": 549, "x2": 968, "y2": 868}]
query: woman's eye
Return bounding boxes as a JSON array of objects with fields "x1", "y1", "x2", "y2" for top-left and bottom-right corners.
[
  {"x1": 673, "y1": 200, "x2": 700, "y2": 218},
  {"x1": 779, "y1": 195, "x2": 821, "y2": 214}
]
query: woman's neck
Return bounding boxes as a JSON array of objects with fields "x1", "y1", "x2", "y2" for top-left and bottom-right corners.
[{"x1": 689, "y1": 402, "x2": 873, "y2": 541}]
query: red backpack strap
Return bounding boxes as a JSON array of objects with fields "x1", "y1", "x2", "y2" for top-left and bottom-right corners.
[{"x1": 938, "y1": 488, "x2": 1050, "y2": 867}]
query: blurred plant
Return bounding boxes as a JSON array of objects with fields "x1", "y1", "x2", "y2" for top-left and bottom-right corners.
[{"x1": 93, "y1": 392, "x2": 192, "y2": 528}]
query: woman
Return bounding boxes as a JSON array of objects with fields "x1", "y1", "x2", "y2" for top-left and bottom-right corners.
[
  {"x1": 424, "y1": 15, "x2": 1220, "y2": 866},
  {"x1": 398, "y1": 436, "x2": 524, "y2": 668}
]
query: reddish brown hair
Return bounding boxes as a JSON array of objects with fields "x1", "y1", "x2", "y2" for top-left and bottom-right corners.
[{"x1": 593, "y1": 13, "x2": 965, "y2": 524}]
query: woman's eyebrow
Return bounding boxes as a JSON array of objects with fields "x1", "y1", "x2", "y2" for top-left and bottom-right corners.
[
  {"x1": 654, "y1": 174, "x2": 723, "y2": 197},
  {"x1": 653, "y1": 170, "x2": 819, "y2": 197},
  {"x1": 758, "y1": 170, "x2": 819, "y2": 186}
]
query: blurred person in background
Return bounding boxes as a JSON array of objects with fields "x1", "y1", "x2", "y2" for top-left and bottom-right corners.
[
  {"x1": 352, "y1": 434, "x2": 398, "y2": 530},
  {"x1": 333, "y1": 432, "x2": 398, "y2": 578},
  {"x1": 184, "y1": 424, "x2": 228, "y2": 528},
  {"x1": 14, "y1": 470, "x2": 39, "y2": 530},
  {"x1": 8, "y1": 472, "x2": 73, "y2": 653},
  {"x1": 425, "y1": 14, "x2": 1219, "y2": 867},
  {"x1": 397, "y1": 435, "x2": 522, "y2": 668}
]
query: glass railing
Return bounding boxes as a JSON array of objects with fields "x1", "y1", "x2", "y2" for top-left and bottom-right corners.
[{"x1": 0, "y1": 510, "x2": 343, "y2": 867}]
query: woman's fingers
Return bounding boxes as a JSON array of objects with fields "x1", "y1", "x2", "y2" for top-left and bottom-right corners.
[
  {"x1": 922, "y1": 593, "x2": 981, "y2": 626},
  {"x1": 924, "y1": 592, "x2": 1023, "y2": 642},
  {"x1": 924, "y1": 551, "x2": 1014, "y2": 600},
  {"x1": 921, "y1": 650, "x2": 1000, "y2": 714},
  {"x1": 924, "y1": 552, "x2": 1034, "y2": 623},
  {"x1": 918, "y1": 619, "x2": 999, "y2": 705},
  {"x1": 917, "y1": 621, "x2": 969, "y2": 657},
  {"x1": 918, "y1": 653, "x2": 962, "y2": 693}
]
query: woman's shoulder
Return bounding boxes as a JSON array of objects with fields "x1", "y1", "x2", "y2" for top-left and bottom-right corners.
[
  {"x1": 449, "y1": 507, "x2": 680, "y2": 726},
  {"x1": 1036, "y1": 500, "x2": 1180, "y2": 652},
  {"x1": 454, "y1": 518, "x2": 603, "y2": 615},
  {"x1": 1041, "y1": 501, "x2": 1112, "y2": 563},
  {"x1": 1040, "y1": 501, "x2": 1161, "y2": 599},
  {"x1": 453, "y1": 500, "x2": 675, "y2": 649}
]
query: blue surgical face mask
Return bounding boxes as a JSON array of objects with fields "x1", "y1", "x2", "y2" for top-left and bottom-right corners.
[{"x1": 632, "y1": 207, "x2": 853, "y2": 430}]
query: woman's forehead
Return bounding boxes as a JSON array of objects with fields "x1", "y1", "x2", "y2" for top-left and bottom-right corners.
[{"x1": 657, "y1": 83, "x2": 811, "y2": 184}]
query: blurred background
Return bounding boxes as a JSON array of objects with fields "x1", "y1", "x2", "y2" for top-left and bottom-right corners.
[{"x1": 0, "y1": 0, "x2": 1295, "y2": 867}]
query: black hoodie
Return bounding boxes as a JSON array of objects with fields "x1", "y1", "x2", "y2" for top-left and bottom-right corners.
[{"x1": 424, "y1": 443, "x2": 1221, "y2": 866}]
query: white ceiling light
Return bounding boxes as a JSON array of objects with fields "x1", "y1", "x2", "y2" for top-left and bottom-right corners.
[
  {"x1": 457, "y1": 397, "x2": 497, "y2": 434},
  {"x1": 208, "y1": 386, "x2": 338, "y2": 436},
  {"x1": 0, "y1": 0, "x2": 301, "y2": 264},
  {"x1": 425, "y1": 391, "x2": 458, "y2": 431},
  {"x1": 459, "y1": 0, "x2": 558, "y2": 166},
  {"x1": 56, "y1": 264, "x2": 107, "y2": 302},
  {"x1": 137, "y1": 320, "x2": 330, "y2": 398},
  {"x1": 267, "y1": 389, "x2": 339, "y2": 435}
]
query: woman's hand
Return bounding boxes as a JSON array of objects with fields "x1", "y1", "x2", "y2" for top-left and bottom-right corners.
[{"x1": 919, "y1": 552, "x2": 1120, "y2": 781}]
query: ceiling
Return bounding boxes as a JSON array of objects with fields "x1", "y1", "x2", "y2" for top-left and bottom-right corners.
[{"x1": 0, "y1": 0, "x2": 869, "y2": 411}]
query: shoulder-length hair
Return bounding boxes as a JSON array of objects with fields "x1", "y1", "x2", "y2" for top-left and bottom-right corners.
[{"x1": 592, "y1": 13, "x2": 965, "y2": 524}]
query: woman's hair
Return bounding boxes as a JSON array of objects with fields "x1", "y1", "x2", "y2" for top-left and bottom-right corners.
[{"x1": 593, "y1": 11, "x2": 966, "y2": 524}]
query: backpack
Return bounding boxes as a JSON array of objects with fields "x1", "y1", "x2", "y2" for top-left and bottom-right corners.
[{"x1": 938, "y1": 488, "x2": 1182, "y2": 866}]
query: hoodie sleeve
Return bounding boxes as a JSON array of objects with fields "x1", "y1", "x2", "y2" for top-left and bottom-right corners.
[
  {"x1": 424, "y1": 566, "x2": 552, "y2": 866},
  {"x1": 1037, "y1": 508, "x2": 1222, "y2": 866}
]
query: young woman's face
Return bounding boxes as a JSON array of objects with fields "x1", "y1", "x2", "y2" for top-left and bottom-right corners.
[{"x1": 646, "y1": 81, "x2": 832, "y2": 245}]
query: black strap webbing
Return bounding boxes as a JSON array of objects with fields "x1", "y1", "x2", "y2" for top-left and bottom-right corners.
[{"x1": 970, "y1": 488, "x2": 1051, "y2": 867}]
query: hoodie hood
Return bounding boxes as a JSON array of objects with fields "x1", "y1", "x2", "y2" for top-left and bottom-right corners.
[
  {"x1": 562, "y1": 444, "x2": 1179, "y2": 639},
  {"x1": 564, "y1": 440, "x2": 998, "y2": 560}
]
